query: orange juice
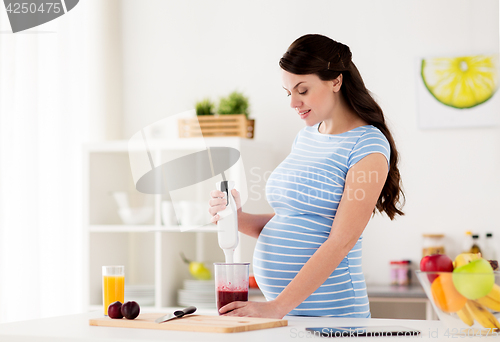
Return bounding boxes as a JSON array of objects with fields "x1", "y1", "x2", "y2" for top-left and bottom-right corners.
[{"x1": 103, "y1": 275, "x2": 125, "y2": 315}]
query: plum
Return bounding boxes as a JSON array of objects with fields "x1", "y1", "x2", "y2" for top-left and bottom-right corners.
[
  {"x1": 108, "y1": 301, "x2": 123, "y2": 319},
  {"x1": 121, "y1": 301, "x2": 140, "y2": 319}
]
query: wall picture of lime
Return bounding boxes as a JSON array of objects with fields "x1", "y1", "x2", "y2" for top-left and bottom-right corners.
[
  {"x1": 417, "y1": 54, "x2": 500, "y2": 129},
  {"x1": 422, "y1": 56, "x2": 498, "y2": 109}
]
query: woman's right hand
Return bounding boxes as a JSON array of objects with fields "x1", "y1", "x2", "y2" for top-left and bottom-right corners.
[{"x1": 208, "y1": 188, "x2": 242, "y2": 224}]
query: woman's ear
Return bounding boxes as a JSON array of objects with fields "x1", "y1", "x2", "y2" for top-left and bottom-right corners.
[{"x1": 331, "y1": 74, "x2": 343, "y2": 93}]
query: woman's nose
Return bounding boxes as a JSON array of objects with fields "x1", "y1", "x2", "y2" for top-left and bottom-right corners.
[{"x1": 289, "y1": 94, "x2": 302, "y2": 109}]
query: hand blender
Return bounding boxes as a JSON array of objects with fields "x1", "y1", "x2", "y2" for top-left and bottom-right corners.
[{"x1": 216, "y1": 180, "x2": 238, "y2": 263}]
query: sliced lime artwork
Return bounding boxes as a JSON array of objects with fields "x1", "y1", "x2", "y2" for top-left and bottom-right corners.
[
  {"x1": 421, "y1": 55, "x2": 498, "y2": 109},
  {"x1": 417, "y1": 54, "x2": 500, "y2": 129}
]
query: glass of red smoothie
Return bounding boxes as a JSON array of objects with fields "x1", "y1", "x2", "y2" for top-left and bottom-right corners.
[{"x1": 214, "y1": 262, "x2": 250, "y2": 314}]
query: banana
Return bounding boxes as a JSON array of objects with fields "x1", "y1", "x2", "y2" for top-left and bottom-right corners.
[
  {"x1": 454, "y1": 253, "x2": 482, "y2": 268},
  {"x1": 487, "y1": 283, "x2": 500, "y2": 301},
  {"x1": 477, "y1": 284, "x2": 500, "y2": 312},
  {"x1": 465, "y1": 300, "x2": 500, "y2": 331},
  {"x1": 477, "y1": 296, "x2": 500, "y2": 312},
  {"x1": 456, "y1": 305, "x2": 474, "y2": 326}
]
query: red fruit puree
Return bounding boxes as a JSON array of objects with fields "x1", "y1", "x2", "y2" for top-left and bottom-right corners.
[{"x1": 217, "y1": 289, "x2": 248, "y2": 311}]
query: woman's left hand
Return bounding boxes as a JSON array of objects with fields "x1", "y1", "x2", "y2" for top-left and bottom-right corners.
[{"x1": 219, "y1": 300, "x2": 285, "y2": 319}]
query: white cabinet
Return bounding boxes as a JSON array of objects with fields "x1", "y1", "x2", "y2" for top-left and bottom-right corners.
[{"x1": 83, "y1": 138, "x2": 276, "y2": 310}]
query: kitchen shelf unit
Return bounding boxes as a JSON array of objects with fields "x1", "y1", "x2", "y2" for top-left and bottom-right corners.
[{"x1": 83, "y1": 137, "x2": 275, "y2": 311}]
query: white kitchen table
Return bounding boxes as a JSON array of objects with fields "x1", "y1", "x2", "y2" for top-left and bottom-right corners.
[{"x1": 0, "y1": 308, "x2": 498, "y2": 342}]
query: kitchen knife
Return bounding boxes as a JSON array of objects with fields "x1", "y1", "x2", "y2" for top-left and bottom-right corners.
[{"x1": 155, "y1": 306, "x2": 197, "y2": 323}]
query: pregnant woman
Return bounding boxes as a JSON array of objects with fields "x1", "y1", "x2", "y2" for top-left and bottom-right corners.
[{"x1": 208, "y1": 34, "x2": 404, "y2": 319}]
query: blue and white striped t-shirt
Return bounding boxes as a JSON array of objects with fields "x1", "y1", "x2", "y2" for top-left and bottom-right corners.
[{"x1": 253, "y1": 123, "x2": 390, "y2": 318}]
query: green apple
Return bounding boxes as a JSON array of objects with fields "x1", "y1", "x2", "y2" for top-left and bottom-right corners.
[{"x1": 452, "y1": 258, "x2": 494, "y2": 300}]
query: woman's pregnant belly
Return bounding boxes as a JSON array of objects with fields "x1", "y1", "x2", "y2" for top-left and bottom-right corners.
[{"x1": 252, "y1": 215, "x2": 370, "y2": 317}]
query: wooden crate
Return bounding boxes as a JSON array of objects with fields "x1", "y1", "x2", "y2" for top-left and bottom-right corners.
[{"x1": 178, "y1": 114, "x2": 255, "y2": 138}]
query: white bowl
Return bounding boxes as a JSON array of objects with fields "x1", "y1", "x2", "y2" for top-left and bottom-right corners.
[
  {"x1": 118, "y1": 207, "x2": 153, "y2": 225},
  {"x1": 161, "y1": 201, "x2": 177, "y2": 226}
]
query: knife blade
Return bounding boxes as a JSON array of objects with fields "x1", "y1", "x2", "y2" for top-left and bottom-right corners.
[{"x1": 155, "y1": 306, "x2": 197, "y2": 323}]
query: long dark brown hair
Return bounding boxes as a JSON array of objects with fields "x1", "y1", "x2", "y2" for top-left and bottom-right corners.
[{"x1": 279, "y1": 34, "x2": 404, "y2": 219}]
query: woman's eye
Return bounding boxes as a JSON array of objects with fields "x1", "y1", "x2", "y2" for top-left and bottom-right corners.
[{"x1": 299, "y1": 90, "x2": 307, "y2": 95}]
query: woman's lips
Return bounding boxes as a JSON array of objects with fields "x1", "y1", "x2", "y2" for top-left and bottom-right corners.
[{"x1": 299, "y1": 109, "x2": 311, "y2": 119}]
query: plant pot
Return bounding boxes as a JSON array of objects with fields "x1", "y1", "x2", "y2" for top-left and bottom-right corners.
[{"x1": 178, "y1": 114, "x2": 254, "y2": 139}]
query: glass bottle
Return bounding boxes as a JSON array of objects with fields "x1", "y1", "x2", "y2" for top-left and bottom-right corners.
[
  {"x1": 463, "y1": 231, "x2": 473, "y2": 253},
  {"x1": 483, "y1": 233, "x2": 497, "y2": 260},
  {"x1": 470, "y1": 234, "x2": 482, "y2": 254}
]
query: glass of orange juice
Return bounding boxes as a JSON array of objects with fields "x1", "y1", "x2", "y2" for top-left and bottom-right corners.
[{"x1": 102, "y1": 266, "x2": 125, "y2": 315}]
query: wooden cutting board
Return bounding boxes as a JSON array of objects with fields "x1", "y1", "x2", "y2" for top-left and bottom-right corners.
[{"x1": 89, "y1": 314, "x2": 288, "y2": 333}]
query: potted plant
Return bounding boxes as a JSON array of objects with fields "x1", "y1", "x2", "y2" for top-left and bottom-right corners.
[
  {"x1": 179, "y1": 91, "x2": 254, "y2": 138},
  {"x1": 195, "y1": 98, "x2": 215, "y2": 116},
  {"x1": 217, "y1": 91, "x2": 250, "y2": 118}
]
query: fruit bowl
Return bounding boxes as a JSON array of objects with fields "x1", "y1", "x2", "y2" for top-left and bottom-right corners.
[{"x1": 416, "y1": 270, "x2": 500, "y2": 335}]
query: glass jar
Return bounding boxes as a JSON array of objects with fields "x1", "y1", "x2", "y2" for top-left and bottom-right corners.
[
  {"x1": 390, "y1": 260, "x2": 412, "y2": 286},
  {"x1": 390, "y1": 261, "x2": 400, "y2": 285},
  {"x1": 422, "y1": 234, "x2": 445, "y2": 257},
  {"x1": 397, "y1": 260, "x2": 411, "y2": 286}
]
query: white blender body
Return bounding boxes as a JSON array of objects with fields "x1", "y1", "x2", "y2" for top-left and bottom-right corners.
[{"x1": 216, "y1": 180, "x2": 239, "y2": 263}]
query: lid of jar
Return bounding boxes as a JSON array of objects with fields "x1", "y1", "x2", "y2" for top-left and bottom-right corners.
[
  {"x1": 472, "y1": 234, "x2": 479, "y2": 239},
  {"x1": 390, "y1": 261, "x2": 402, "y2": 264},
  {"x1": 486, "y1": 233, "x2": 493, "y2": 237},
  {"x1": 422, "y1": 234, "x2": 444, "y2": 238}
]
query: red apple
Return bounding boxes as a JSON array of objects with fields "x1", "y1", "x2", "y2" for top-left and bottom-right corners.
[{"x1": 420, "y1": 254, "x2": 454, "y2": 283}]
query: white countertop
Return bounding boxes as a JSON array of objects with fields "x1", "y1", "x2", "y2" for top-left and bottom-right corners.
[{"x1": 0, "y1": 308, "x2": 498, "y2": 342}]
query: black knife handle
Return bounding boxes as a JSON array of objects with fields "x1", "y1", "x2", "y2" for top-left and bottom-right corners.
[{"x1": 174, "y1": 306, "x2": 197, "y2": 318}]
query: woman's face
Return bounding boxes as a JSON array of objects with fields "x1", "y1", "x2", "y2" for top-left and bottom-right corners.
[{"x1": 281, "y1": 70, "x2": 342, "y2": 126}]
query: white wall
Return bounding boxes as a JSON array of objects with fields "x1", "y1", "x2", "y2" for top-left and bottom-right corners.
[{"x1": 120, "y1": 0, "x2": 500, "y2": 284}]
